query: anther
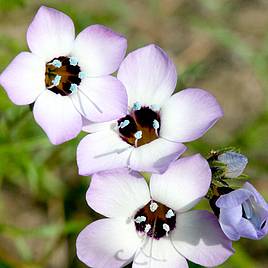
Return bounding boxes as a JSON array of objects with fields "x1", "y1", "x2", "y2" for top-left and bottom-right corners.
[
  {"x1": 52, "y1": 75, "x2": 62, "y2": 86},
  {"x1": 133, "y1": 102, "x2": 142, "y2": 111},
  {"x1": 163, "y1": 223, "x2": 170, "y2": 236},
  {"x1": 51, "y1": 59, "x2": 62, "y2": 68},
  {"x1": 70, "y1": 83, "x2": 78, "y2": 93},
  {"x1": 145, "y1": 224, "x2": 151, "y2": 234},
  {"x1": 134, "y1": 216, "x2": 146, "y2": 224},
  {"x1": 150, "y1": 104, "x2": 160, "y2": 112},
  {"x1": 165, "y1": 209, "x2": 175, "y2": 219},
  {"x1": 150, "y1": 202, "x2": 158, "y2": 212},
  {"x1": 134, "y1": 131, "x2": 142, "y2": 140},
  {"x1": 69, "y1": 57, "x2": 79, "y2": 66},
  {"x1": 119, "y1": 120, "x2": 130, "y2": 129},
  {"x1": 78, "y1": 71, "x2": 87, "y2": 79}
]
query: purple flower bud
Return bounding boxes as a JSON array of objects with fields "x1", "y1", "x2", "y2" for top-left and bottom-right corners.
[{"x1": 216, "y1": 182, "x2": 268, "y2": 241}]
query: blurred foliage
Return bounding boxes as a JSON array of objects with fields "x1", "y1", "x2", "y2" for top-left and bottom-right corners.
[{"x1": 0, "y1": 0, "x2": 268, "y2": 267}]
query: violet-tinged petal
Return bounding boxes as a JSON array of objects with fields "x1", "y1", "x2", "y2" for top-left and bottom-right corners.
[
  {"x1": 236, "y1": 218, "x2": 258, "y2": 240},
  {"x1": 0, "y1": 52, "x2": 45, "y2": 105},
  {"x1": 133, "y1": 237, "x2": 188, "y2": 268},
  {"x1": 150, "y1": 154, "x2": 211, "y2": 212},
  {"x1": 77, "y1": 130, "x2": 132, "y2": 175},
  {"x1": 33, "y1": 90, "x2": 82, "y2": 144},
  {"x1": 218, "y1": 152, "x2": 248, "y2": 178},
  {"x1": 76, "y1": 218, "x2": 141, "y2": 268},
  {"x1": 72, "y1": 24, "x2": 127, "y2": 77},
  {"x1": 129, "y1": 138, "x2": 186, "y2": 174},
  {"x1": 216, "y1": 188, "x2": 253, "y2": 208},
  {"x1": 117, "y1": 44, "x2": 177, "y2": 108},
  {"x1": 27, "y1": 6, "x2": 75, "y2": 61},
  {"x1": 171, "y1": 210, "x2": 234, "y2": 267},
  {"x1": 160, "y1": 88, "x2": 224, "y2": 142},
  {"x1": 71, "y1": 76, "x2": 127, "y2": 122},
  {"x1": 86, "y1": 169, "x2": 150, "y2": 218}
]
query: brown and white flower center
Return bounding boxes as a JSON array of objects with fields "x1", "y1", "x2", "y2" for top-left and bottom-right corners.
[
  {"x1": 134, "y1": 200, "x2": 176, "y2": 239},
  {"x1": 117, "y1": 103, "x2": 160, "y2": 147},
  {"x1": 45, "y1": 56, "x2": 86, "y2": 96}
]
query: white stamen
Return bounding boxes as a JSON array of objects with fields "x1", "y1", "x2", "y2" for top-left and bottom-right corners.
[
  {"x1": 133, "y1": 102, "x2": 142, "y2": 111},
  {"x1": 69, "y1": 57, "x2": 79, "y2": 66},
  {"x1": 163, "y1": 223, "x2": 170, "y2": 236},
  {"x1": 165, "y1": 209, "x2": 175, "y2": 219},
  {"x1": 70, "y1": 83, "x2": 78, "y2": 93},
  {"x1": 145, "y1": 224, "x2": 151, "y2": 233},
  {"x1": 134, "y1": 131, "x2": 142, "y2": 140},
  {"x1": 150, "y1": 202, "x2": 158, "y2": 212},
  {"x1": 52, "y1": 75, "x2": 61, "y2": 86},
  {"x1": 150, "y1": 104, "x2": 160, "y2": 112},
  {"x1": 134, "y1": 216, "x2": 146, "y2": 224},
  {"x1": 152, "y1": 119, "x2": 160, "y2": 130},
  {"x1": 78, "y1": 71, "x2": 87, "y2": 79},
  {"x1": 51, "y1": 59, "x2": 62, "y2": 68},
  {"x1": 119, "y1": 120, "x2": 130, "y2": 129}
]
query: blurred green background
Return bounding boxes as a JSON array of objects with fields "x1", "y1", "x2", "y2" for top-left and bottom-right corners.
[{"x1": 0, "y1": 0, "x2": 268, "y2": 267}]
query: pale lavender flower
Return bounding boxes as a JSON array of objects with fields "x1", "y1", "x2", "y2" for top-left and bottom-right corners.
[
  {"x1": 216, "y1": 182, "x2": 268, "y2": 241},
  {"x1": 0, "y1": 6, "x2": 127, "y2": 144},
  {"x1": 76, "y1": 155, "x2": 233, "y2": 268},
  {"x1": 77, "y1": 44, "x2": 223, "y2": 174}
]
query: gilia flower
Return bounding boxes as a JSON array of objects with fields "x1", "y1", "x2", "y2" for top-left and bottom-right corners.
[
  {"x1": 0, "y1": 6, "x2": 127, "y2": 144},
  {"x1": 216, "y1": 182, "x2": 268, "y2": 241},
  {"x1": 76, "y1": 154, "x2": 233, "y2": 268},
  {"x1": 77, "y1": 44, "x2": 223, "y2": 174}
]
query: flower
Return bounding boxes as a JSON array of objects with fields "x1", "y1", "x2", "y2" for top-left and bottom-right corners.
[
  {"x1": 218, "y1": 151, "x2": 248, "y2": 178},
  {"x1": 0, "y1": 6, "x2": 127, "y2": 144},
  {"x1": 76, "y1": 154, "x2": 233, "y2": 268},
  {"x1": 77, "y1": 44, "x2": 223, "y2": 174},
  {"x1": 216, "y1": 182, "x2": 268, "y2": 241}
]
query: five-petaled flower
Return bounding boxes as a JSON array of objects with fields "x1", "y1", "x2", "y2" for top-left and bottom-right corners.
[
  {"x1": 0, "y1": 6, "x2": 128, "y2": 144},
  {"x1": 76, "y1": 154, "x2": 233, "y2": 268},
  {"x1": 216, "y1": 182, "x2": 268, "y2": 241},
  {"x1": 77, "y1": 44, "x2": 224, "y2": 175}
]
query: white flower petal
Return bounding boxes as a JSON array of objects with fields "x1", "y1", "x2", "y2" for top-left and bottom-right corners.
[
  {"x1": 27, "y1": 6, "x2": 75, "y2": 61},
  {"x1": 33, "y1": 90, "x2": 82, "y2": 144},
  {"x1": 129, "y1": 138, "x2": 186, "y2": 174},
  {"x1": 117, "y1": 44, "x2": 177, "y2": 107},
  {"x1": 150, "y1": 154, "x2": 211, "y2": 212},
  {"x1": 160, "y1": 88, "x2": 224, "y2": 142},
  {"x1": 0, "y1": 52, "x2": 45, "y2": 105},
  {"x1": 133, "y1": 237, "x2": 188, "y2": 268},
  {"x1": 77, "y1": 218, "x2": 141, "y2": 268},
  {"x1": 87, "y1": 168, "x2": 150, "y2": 218}
]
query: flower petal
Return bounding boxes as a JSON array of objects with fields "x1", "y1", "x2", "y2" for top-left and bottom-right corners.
[
  {"x1": 87, "y1": 168, "x2": 150, "y2": 218},
  {"x1": 129, "y1": 138, "x2": 186, "y2": 174},
  {"x1": 160, "y1": 88, "x2": 224, "y2": 142},
  {"x1": 172, "y1": 210, "x2": 234, "y2": 267},
  {"x1": 72, "y1": 24, "x2": 127, "y2": 76},
  {"x1": 77, "y1": 130, "x2": 132, "y2": 175},
  {"x1": 27, "y1": 6, "x2": 75, "y2": 61},
  {"x1": 237, "y1": 218, "x2": 258, "y2": 240},
  {"x1": 117, "y1": 44, "x2": 177, "y2": 107},
  {"x1": 33, "y1": 90, "x2": 82, "y2": 144},
  {"x1": 133, "y1": 237, "x2": 188, "y2": 268},
  {"x1": 71, "y1": 76, "x2": 127, "y2": 122},
  {"x1": 216, "y1": 189, "x2": 253, "y2": 208},
  {"x1": 150, "y1": 154, "x2": 211, "y2": 212},
  {"x1": 0, "y1": 52, "x2": 45, "y2": 105},
  {"x1": 77, "y1": 218, "x2": 141, "y2": 268}
]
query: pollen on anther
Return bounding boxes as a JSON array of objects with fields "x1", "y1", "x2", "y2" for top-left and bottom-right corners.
[
  {"x1": 153, "y1": 119, "x2": 160, "y2": 130},
  {"x1": 133, "y1": 102, "x2": 142, "y2": 111},
  {"x1": 150, "y1": 104, "x2": 160, "y2": 112},
  {"x1": 163, "y1": 223, "x2": 170, "y2": 236},
  {"x1": 119, "y1": 119, "x2": 130, "y2": 129},
  {"x1": 70, "y1": 83, "x2": 78, "y2": 93},
  {"x1": 150, "y1": 202, "x2": 158, "y2": 212},
  {"x1": 165, "y1": 209, "x2": 175, "y2": 219},
  {"x1": 51, "y1": 59, "x2": 62, "y2": 68},
  {"x1": 52, "y1": 75, "x2": 61, "y2": 86},
  {"x1": 134, "y1": 216, "x2": 146, "y2": 224},
  {"x1": 69, "y1": 57, "x2": 79, "y2": 66},
  {"x1": 134, "y1": 130, "x2": 142, "y2": 140},
  {"x1": 78, "y1": 71, "x2": 87, "y2": 79},
  {"x1": 145, "y1": 224, "x2": 151, "y2": 233}
]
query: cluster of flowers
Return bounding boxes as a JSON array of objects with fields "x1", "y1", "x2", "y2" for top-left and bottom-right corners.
[{"x1": 1, "y1": 6, "x2": 267, "y2": 268}]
